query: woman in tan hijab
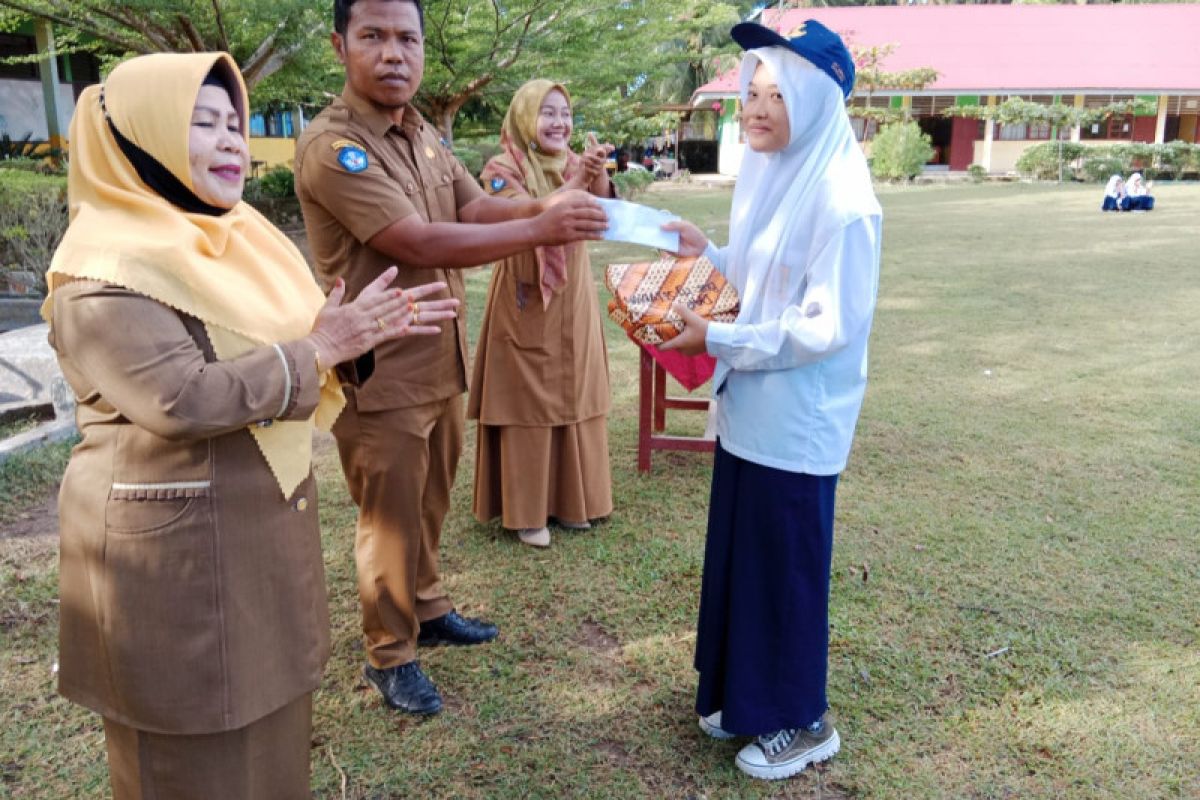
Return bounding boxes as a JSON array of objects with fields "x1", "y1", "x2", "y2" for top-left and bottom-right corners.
[
  {"x1": 45, "y1": 52, "x2": 456, "y2": 798},
  {"x1": 468, "y1": 80, "x2": 614, "y2": 547}
]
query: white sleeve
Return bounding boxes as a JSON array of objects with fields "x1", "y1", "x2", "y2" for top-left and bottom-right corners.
[
  {"x1": 705, "y1": 216, "x2": 878, "y2": 371},
  {"x1": 702, "y1": 241, "x2": 729, "y2": 275}
]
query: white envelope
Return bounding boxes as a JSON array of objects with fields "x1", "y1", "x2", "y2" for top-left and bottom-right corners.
[{"x1": 596, "y1": 197, "x2": 681, "y2": 252}]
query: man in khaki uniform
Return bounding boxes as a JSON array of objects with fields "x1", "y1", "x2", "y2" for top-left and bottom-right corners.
[{"x1": 294, "y1": 0, "x2": 608, "y2": 714}]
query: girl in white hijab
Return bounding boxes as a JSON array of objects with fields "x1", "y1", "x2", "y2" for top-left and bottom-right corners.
[
  {"x1": 1102, "y1": 174, "x2": 1124, "y2": 212},
  {"x1": 1123, "y1": 172, "x2": 1154, "y2": 211},
  {"x1": 662, "y1": 19, "x2": 882, "y2": 781}
]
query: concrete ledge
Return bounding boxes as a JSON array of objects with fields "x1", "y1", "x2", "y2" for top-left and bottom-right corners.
[
  {"x1": 0, "y1": 417, "x2": 75, "y2": 466},
  {"x1": 0, "y1": 399, "x2": 53, "y2": 426},
  {"x1": 0, "y1": 297, "x2": 45, "y2": 334},
  {"x1": 0, "y1": 322, "x2": 74, "y2": 419}
]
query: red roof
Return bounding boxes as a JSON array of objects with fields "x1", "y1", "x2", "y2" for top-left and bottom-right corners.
[{"x1": 693, "y1": 4, "x2": 1200, "y2": 99}]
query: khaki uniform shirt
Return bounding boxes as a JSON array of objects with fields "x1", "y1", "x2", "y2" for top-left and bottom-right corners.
[{"x1": 294, "y1": 87, "x2": 485, "y2": 412}]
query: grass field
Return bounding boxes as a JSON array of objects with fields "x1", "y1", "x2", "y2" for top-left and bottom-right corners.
[{"x1": 2, "y1": 181, "x2": 1198, "y2": 799}]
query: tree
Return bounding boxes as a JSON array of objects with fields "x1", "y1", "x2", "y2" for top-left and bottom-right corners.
[
  {"x1": 0, "y1": 0, "x2": 329, "y2": 93},
  {"x1": 417, "y1": 0, "x2": 743, "y2": 143},
  {"x1": 851, "y1": 42, "x2": 937, "y2": 123}
]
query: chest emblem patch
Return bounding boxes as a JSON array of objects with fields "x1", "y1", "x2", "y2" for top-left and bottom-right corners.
[
  {"x1": 489, "y1": 176, "x2": 506, "y2": 192},
  {"x1": 337, "y1": 145, "x2": 369, "y2": 173}
]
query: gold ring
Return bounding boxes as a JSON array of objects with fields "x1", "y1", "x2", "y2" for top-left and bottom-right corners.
[
  {"x1": 412, "y1": 303, "x2": 420, "y2": 324},
  {"x1": 375, "y1": 317, "x2": 386, "y2": 331}
]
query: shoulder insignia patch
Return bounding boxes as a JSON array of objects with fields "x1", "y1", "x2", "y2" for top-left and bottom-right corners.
[
  {"x1": 489, "y1": 176, "x2": 506, "y2": 192},
  {"x1": 337, "y1": 144, "x2": 368, "y2": 174},
  {"x1": 330, "y1": 138, "x2": 364, "y2": 151}
]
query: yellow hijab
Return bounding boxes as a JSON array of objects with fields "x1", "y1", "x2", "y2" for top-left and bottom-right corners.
[
  {"x1": 43, "y1": 52, "x2": 343, "y2": 499},
  {"x1": 481, "y1": 80, "x2": 586, "y2": 306},
  {"x1": 499, "y1": 79, "x2": 574, "y2": 198}
]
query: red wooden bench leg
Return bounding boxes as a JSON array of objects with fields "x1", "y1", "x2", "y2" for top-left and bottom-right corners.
[
  {"x1": 638, "y1": 349, "x2": 654, "y2": 472},
  {"x1": 653, "y1": 361, "x2": 668, "y2": 432}
]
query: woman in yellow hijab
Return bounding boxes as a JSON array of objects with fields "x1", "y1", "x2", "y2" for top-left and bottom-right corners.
[
  {"x1": 468, "y1": 80, "x2": 615, "y2": 548},
  {"x1": 45, "y1": 52, "x2": 456, "y2": 798}
]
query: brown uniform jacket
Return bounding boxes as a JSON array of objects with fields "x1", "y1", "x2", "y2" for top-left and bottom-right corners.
[
  {"x1": 467, "y1": 177, "x2": 610, "y2": 426},
  {"x1": 294, "y1": 87, "x2": 485, "y2": 412},
  {"x1": 50, "y1": 281, "x2": 330, "y2": 735}
]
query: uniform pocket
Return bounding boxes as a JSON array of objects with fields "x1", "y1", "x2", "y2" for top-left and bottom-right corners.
[
  {"x1": 106, "y1": 481, "x2": 211, "y2": 534},
  {"x1": 101, "y1": 484, "x2": 223, "y2": 730}
]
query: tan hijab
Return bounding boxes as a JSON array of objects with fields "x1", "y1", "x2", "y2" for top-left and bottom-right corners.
[
  {"x1": 43, "y1": 52, "x2": 343, "y2": 499},
  {"x1": 480, "y1": 79, "x2": 584, "y2": 307}
]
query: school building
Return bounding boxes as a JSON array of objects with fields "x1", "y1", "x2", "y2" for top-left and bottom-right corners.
[
  {"x1": 0, "y1": 20, "x2": 300, "y2": 171},
  {"x1": 691, "y1": 4, "x2": 1200, "y2": 177}
]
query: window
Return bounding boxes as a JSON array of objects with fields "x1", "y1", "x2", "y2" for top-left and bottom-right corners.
[
  {"x1": 849, "y1": 117, "x2": 878, "y2": 142},
  {"x1": 0, "y1": 34, "x2": 38, "y2": 80},
  {"x1": 1080, "y1": 114, "x2": 1133, "y2": 141},
  {"x1": 248, "y1": 110, "x2": 295, "y2": 138},
  {"x1": 996, "y1": 122, "x2": 1027, "y2": 141},
  {"x1": 1026, "y1": 122, "x2": 1052, "y2": 141}
]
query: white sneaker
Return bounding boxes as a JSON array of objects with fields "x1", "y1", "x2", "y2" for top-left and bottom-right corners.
[
  {"x1": 698, "y1": 710, "x2": 736, "y2": 740},
  {"x1": 735, "y1": 720, "x2": 840, "y2": 780}
]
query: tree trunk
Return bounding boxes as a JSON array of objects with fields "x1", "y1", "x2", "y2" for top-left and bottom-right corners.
[{"x1": 422, "y1": 94, "x2": 474, "y2": 144}]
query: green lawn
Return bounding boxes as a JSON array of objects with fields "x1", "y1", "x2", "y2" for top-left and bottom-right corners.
[{"x1": 2, "y1": 182, "x2": 1198, "y2": 799}]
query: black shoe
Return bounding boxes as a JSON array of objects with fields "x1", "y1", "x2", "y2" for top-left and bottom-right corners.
[
  {"x1": 363, "y1": 661, "x2": 442, "y2": 715},
  {"x1": 417, "y1": 610, "x2": 499, "y2": 647}
]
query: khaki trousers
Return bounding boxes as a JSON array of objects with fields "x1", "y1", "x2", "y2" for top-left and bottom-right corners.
[
  {"x1": 334, "y1": 393, "x2": 460, "y2": 668},
  {"x1": 103, "y1": 693, "x2": 312, "y2": 800}
]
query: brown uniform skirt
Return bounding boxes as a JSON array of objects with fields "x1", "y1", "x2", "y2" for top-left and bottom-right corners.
[
  {"x1": 103, "y1": 693, "x2": 312, "y2": 800},
  {"x1": 473, "y1": 415, "x2": 613, "y2": 530}
]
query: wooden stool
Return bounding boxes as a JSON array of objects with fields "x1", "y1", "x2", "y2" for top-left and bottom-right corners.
[{"x1": 637, "y1": 348, "x2": 715, "y2": 473}]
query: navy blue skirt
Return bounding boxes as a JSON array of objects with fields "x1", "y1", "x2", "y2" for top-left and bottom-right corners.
[{"x1": 694, "y1": 441, "x2": 838, "y2": 736}]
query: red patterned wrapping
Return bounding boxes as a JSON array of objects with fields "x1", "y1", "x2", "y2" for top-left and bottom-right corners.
[{"x1": 604, "y1": 256, "x2": 740, "y2": 346}]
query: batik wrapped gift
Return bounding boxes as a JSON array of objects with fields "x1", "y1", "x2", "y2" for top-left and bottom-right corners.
[{"x1": 604, "y1": 255, "x2": 740, "y2": 345}]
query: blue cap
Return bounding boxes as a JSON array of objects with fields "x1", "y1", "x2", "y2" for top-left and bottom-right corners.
[{"x1": 731, "y1": 20, "x2": 855, "y2": 99}]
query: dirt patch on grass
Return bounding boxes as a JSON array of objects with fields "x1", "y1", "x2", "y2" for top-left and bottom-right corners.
[
  {"x1": 0, "y1": 490, "x2": 58, "y2": 540},
  {"x1": 578, "y1": 617, "x2": 621, "y2": 655}
]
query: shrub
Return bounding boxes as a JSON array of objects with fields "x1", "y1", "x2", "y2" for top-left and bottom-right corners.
[
  {"x1": 1079, "y1": 151, "x2": 1129, "y2": 184},
  {"x1": 612, "y1": 168, "x2": 654, "y2": 199},
  {"x1": 452, "y1": 146, "x2": 483, "y2": 177},
  {"x1": 1154, "y1": 140, "x2": 1198, "y2": 178},
  {"x1": 869, "y1": 122, "x2": 934, "y2": 181},
  {"x1": 1014, "y1": 141, "x2": 1086, "y2": 181},
  {"x1": 0, "y1": 169, "x2": 68, "y2": 293},
  {"x1": 258, "y1": 166, "x2": 295, "y2": 199},
  {"x1": 451, "y1": 139, "x2": 504, "y2": 178},
  {"x1": 967, "y1": 164, "x2": 987, "y2": 183}
]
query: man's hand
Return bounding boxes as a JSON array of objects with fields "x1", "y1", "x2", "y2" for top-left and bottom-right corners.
[
  {"x1": 658, "y1": 303, "x2": 710, "y2": 356},
  {"x1": 534, "y1": 189, "x2": 608, "y2": 245}
]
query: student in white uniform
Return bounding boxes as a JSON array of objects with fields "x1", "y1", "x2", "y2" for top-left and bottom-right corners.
[
  {"x1": 1122, "y1": 172, "x2": 1154, "y2": 211},
  {"x1": 661, "y1": 19, "x2": 882, "y2": 781},
  {"x1": 1101, "y1": 174, "x2": 1124, "y2": 211}
]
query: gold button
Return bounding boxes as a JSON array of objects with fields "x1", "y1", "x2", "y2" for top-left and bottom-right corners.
[
  {"x1": 294, "y1": 497, "x2": 309, "y2": 512},
  {"x1": 425, "y1": 145, "x2": 435, "y2": 159}
]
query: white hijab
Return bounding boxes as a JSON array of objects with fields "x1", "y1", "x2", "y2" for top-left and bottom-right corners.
[
  {"x1": 724, "y1": 46, "x2": 881, "y2": 323},
  {"x1": 1126, "y1": 172, "x2": 1146, "y2": 196},
  {"x1": 1104, "y1": 175, "x2": 1123, "y2": 198}
]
